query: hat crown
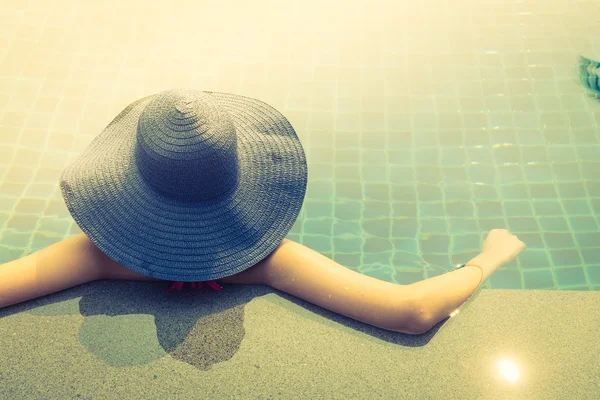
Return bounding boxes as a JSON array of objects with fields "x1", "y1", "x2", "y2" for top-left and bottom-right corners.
[{"x1": 135, "y1": 89, "x2": 239, "y2": 202}]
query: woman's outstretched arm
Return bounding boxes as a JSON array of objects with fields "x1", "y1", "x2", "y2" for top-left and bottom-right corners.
[{"x1": 1, "y1": 230, "x2": 524, "y2": 335}]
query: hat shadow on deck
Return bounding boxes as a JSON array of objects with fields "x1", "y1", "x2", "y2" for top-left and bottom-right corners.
[{"x1": 0, "y1": 279, "x2": 443, "y2": 370}]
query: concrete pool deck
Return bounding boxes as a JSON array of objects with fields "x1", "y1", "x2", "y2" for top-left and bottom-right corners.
[{"x1": 1, "y1": 280, "x2": 598, "y2": 399}]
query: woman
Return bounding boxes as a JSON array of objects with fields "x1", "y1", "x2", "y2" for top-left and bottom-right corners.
[{"x1": 0, "y1": 89, "x2": 526, "y2": 335}]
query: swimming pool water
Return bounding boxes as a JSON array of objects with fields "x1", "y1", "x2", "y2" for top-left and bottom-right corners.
[{"x1": 0, "y1": 0, "x2": 599, "y2": 291}]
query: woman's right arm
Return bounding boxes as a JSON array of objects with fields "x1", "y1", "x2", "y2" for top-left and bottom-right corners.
[
  {"x1": 256, "y1": 230, "x2": 526, "y2": 335},
  {"x1": 255, "y1": 238, "x2": 427, "y2": 334}
]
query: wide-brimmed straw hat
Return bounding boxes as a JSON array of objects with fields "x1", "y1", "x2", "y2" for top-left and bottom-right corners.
[{"x1": 60, "y1": 88, "x2": 307, "y2": 284}]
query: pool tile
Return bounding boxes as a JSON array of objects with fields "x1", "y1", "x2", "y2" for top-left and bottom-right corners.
[
  {"x1": 419, "y1": 234, "x2": 449, "y2": 254},
  {"x1": 519, "y1": 249, "x2": 551, "y2": 268},
  {"x1": 362, "y1": 263, "x2": 394, "y2": 280},
  {"x1": 533, "y1": 199, "x2": 564, "y2": 216},
  {"x1": 497, "y1": 165, "x2": 525, "y2": 183},
  {"x1": 543, "y1": 128, "x2": 571, "y2": 145},
  {"x1": 574, "y1": 232, "x2": 600, "y2": 248},
  {"x1": 392, "y1": 238, "x2": 419, "y2": 254},
  {"x1": 416, "y1": 184, "x2": 443, "y2": 202},
  {"x1": 575, "y1": 144, "x2": 600, "y2": 161},
  {"x1": 517, "y1": 232, "x2": 546, "y2": 249},
  {"x1": 415, "y1": 166, "x2": 443, "y2": 184},
  {"x1": 419, "y1": 218, "x2": 448, "y2": 233},
  {"x1": 507, "y1": 217, "x2": 540, "y2": 232},
  {"x1": 568, "y1": 216, "x2": 599, "y2": 232},
  {"x1": 547, "y1": 145, "x2": 577, "y2": 162},
  {"x1": 438, "y1": 130, "x2": 464, "y2": 147},
  {"x1": 451, "y1": 234, "x2": 481, "y2": 252},
  {"x1": 413, "y1": 131, "x2": 438, "y2": 148},
  {"x1": 493, "y1": 145, "x2": 521, "y2": 163},
  {"x1": 443, "y1": 184, "x2": 472, "y2": 201},
  {"x1": 468, "y1": 147, "x2": 495, "y2": 165},
  {"x1": 535, "y1": 95, "x2": 562, "y2": 111},
  {"x1": 387, "y1": 150, "x2": 413, "y2": 165},
  {"x1": 440, "y1": 147, "x2": 468, "y2": 166},
  {"x1": 472, "y1": 184, "x2": 500, "y2": 200},
  {"x1": 391, "y1": 202, "x2": 417, "y2": 218},
  {"x1": 478, "y1": 217, "x2": 507, "y2": 231},
  {"x1": 419, "y1": 203, "x2": 446, "y2": 218},
  {"x1": 503, "y1": 200, "x2": 534, "y2": 216},
  {"x1": 551, "y1": 163, "x2": 581, "y2": 181},
  {"x1": 306, "y1": 180, "x2": 333, "y2": 199},
  {"x1": 414, "y1": 148, "x2": 439, "y2": 165},
  {"x1": 335, "y1": 149, "x2": 360, "y2": 164},
  {"x1": 445, "y1": 200, "x2": 475, "y2": 217},
  {"x1": 448, "y1": 217, "x2": 480, "y2": 233},
  {"x1": 304, "y1": 219, "x2": 333, "y2": 236},
  {"x1": 332, "y1": 253, "x2": 362, "y2": 269},
  {"x1": 572, "y1": 128, "x2": 599, "y2": 145},
  {"x1": 362, "y1": 165, "x2": 388, "y2": 182},
  {"x1": 302, "y1": 235, "x2": 332, "y2": 253},
  {"x1": 490, "y1": 129, "x2": 518, "y2": 145},
  {"x1": 524, "y1": 164, "x2": 553, "y2": 181},
  {"x1": 467, "y1": 164, "x2": 496, "y2": 184},
  {"x1": 556, "y1": 182, "x2": 587, "y2": 198},
  {"x1": 363, "y1": 201, "x2": 390, "y2": 218},
  {"x1": 550, "y1": 249, "x2": 582, "y2": 266},
  {"x1": 500, "y1": 183, "x2": 530, "y2": 200},
  {"x1": 363, "y1": 236, "x2": 393, "y2": 253},
  {"x1": 543, "y1": 232, "x2": 575, "y2": 248},
  {"x1": 335, "y1": 165, "x2": 360, "y2": 180},
  {"x1": 562, "y1": 199, "x2": 592, "y2": 215},
  {"x1": 580, "y1": 162, "x2": 600, "y2": 180},
  {"x1": 334, "y1": 200, "x2": 361, "y2": 221},
  {"x1": 441, "y1": 167, "x2": 469, "y2": 182},
  {"x1": 364, "y1": 183, "x2": 389, "y2": 201},
  {"x1": 389, "y1": 166, "x2": 415, "y2": 183},
  {"x1": 464, "y1": 130, "x2": 491, "y2": 146},
  {"x1": 394, "y1": 269, "x2": 425, "y2": 285},
  {"x1": 0, "y1": 237, "x2": 26, "y2": 261},
  {"x1": 475, "y1": 201, "x2": 504, "y2": 217},
  {"x1": 538, "y1": 216, "x2": 570, "y2": 232},
  {"x1": 391, "y1": 251, "x2": 423, "y2": 269},
  {"x1": 390, "y1": 185, "x2": 417, "y2": 202},
  {"x1": 361, "y1": 218, "x2": 390, "y2": 238},
  {"x1": 5, "y1": 214, "x2": 38, "y2": 232},
  {"x1": 309, "y1": 163, "x2": 333, "y2": 180},
  {"x1": 555, "y1": 267, "x2": 588, "y2": 286},
  {"x1": 587, "y1": 266, "x2": 600, "y2": 285},
  {"x1": 421, "y1": 253, "x2": 452, "y2": 268},
  {"x1": 335, "y1": 181, "x2": 362, "y2": 200},
  {"x1": 516, "y1": 129, "x2": 545, "y2": 145},
  {"x1": 523, "y1": 269, "x2": 556, "y2": 289},
  {"x1": 592, "y1": 198, "x2": 600, "y2": 214},
  {"x1": 528, "y1": 183, "x2": 558, "y2": 198},
  {"x1": 489, "y1": 269, "x2": 523, "y2": 289}
]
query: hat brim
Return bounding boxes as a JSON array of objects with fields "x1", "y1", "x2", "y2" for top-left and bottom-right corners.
[{"x1": 60, "y1": 91, "x2": 307, "y2": 281}]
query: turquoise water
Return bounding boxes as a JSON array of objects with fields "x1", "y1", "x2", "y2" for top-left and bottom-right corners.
[{"x1": 0, "y1": 0, "x2": 599, "y2": 291}]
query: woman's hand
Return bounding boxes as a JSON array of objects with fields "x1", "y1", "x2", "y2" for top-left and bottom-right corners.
[{"x1": 480, "y1": 229, "x2": 527, "y2": 266}]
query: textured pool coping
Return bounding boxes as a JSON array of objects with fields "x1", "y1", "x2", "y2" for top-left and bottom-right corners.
[{"x1": 1, "y1": 280, "x2": 598, "y2": 399}]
